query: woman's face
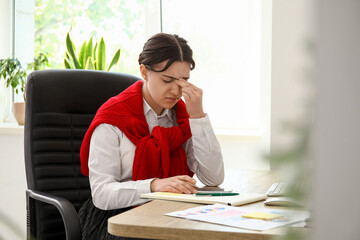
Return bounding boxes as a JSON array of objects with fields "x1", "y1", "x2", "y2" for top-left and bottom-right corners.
[{"x1": 140, "y1": 60, "x2": 191, "y2": 115}]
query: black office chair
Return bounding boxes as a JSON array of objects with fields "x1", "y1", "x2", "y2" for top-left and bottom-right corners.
[{"x1": 24, "y1": 69, "x2": 138, "y2": 240}]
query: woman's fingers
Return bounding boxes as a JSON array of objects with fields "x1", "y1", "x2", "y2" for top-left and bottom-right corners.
[
  {"x1": 169, "y1": 176, "x2": 197, "y2": 194},
  {"x1": 177, "y1": 175, "x2": 197, "y2": 184},
  {"x1": 150, "y1": 175, "x2": 198, "y2": 194},
  {"x1": 176, "y1": 80, "x2": 200, "y2": 99},
  {"x1": 175, "y1": 80, "x2": 205, "y2": 118}
]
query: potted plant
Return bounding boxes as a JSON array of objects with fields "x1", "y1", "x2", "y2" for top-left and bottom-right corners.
[
  {"x1": 64, "y1": 32, "x2": 121, "y2": 71},
  {"x1": 0, "y1": 58, "x2": 27, "y2": 125},
  {"x1": 0, "y1": 53, "x2": 49, "y2": 125}
]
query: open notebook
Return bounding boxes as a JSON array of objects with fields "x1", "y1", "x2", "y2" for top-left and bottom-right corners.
[{"x1": 141, "y1": 192, "x2": 267, "y2": 206}]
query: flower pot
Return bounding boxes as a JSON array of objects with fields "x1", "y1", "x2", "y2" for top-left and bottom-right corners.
[{"x1": 13, "y1": 102, "x2": 25, "y2": 125}]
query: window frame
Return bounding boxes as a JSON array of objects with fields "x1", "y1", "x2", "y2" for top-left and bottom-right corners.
[{"x1": 2, "y1": 0, "x2": 271, "y2": 139}]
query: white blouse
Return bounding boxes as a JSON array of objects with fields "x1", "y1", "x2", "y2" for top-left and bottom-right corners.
[{"x1": 88, "y1": 99, "x2": 224, "y2": 210}]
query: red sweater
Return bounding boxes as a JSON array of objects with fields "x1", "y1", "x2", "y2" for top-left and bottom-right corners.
[{"x1": 80, "y1": 80, "x2": 193, "y2": 180}]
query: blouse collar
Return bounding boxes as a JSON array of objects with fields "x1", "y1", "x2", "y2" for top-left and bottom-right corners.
[{"x1": 142, "y1": 98, "x2": 174, "y2": 123}]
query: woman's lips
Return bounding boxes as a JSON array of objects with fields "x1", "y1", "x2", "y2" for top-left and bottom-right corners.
[{"x1": 165, "y1": 97, "x2": 179, "y2": 102}]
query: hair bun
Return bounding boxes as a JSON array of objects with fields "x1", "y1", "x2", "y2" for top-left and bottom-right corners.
[{"x1": 138, "y1": 52, "x2": 143, "y2": 65}]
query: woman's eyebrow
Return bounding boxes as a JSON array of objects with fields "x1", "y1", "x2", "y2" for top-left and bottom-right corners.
[
  {"x1": 162, "y1": 74, "x2": 178, "y2": 80},
  {"x1": 162, "y1": 74, "x2": 189, "y2": 81}
]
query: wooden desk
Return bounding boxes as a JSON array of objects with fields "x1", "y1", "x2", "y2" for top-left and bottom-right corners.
[{"x1": 108, "y1": 170, "x2": 305, "y2": 240}]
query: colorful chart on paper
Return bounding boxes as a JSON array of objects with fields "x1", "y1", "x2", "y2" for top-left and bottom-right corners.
[{"x1": 166, "y1": 204, "x2": 309, "y2": 231}]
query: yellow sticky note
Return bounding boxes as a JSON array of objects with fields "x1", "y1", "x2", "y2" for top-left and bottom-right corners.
[
  {"x1": 242, "y1": 212, "x2": 283, "y2": 220},
  {"x1": 154, "y1": 192, "x2": 182, "y2": 196}
]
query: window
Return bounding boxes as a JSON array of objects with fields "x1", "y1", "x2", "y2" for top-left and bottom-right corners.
[
  {"x1": 2, "y1": 0, "x2": 270, "y2": 137},
  {"x1": 0, "y1": 0, "x2": 158, "y2": 123},
  {"x1": 162, "y1": 0, "x2": 266, "y2": 134},
  {"x1": 1, "y1": 0, "x2": 271, "y2": 170},
  {"x1": 34, "y1": 0, "x2": 153, "y2": 76}
]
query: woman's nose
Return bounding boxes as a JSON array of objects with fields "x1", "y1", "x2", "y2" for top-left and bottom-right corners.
[{"x1": 170, "y1": 82, "x2": 181, "y2": 95}]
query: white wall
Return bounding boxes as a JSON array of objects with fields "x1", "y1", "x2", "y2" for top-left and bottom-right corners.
[
  {"x1": 0, "y1": 131, "x2": 26, "y2": 240},
  {"x1": 217, "y1": 135, "x2": 268, "y2": 170},
  {"x1": 271, "y1": 0, "x2": 315, "y2": 168},
  {"x1": 313, "y1": 1, "x2": 360, "y2": 239}
]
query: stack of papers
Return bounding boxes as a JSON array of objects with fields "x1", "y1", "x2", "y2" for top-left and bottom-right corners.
[{"x1": 166, "y1": 203, "x2": 309, "y2": 231}]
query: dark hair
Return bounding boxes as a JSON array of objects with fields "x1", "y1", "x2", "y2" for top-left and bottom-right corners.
[{"x1": 138, "y1": 33, "x2": 195, "y2": 72}]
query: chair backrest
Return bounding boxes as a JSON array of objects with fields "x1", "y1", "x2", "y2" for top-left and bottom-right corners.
[{"x1": 24, "y1": 69, "x2": 138, "y2": 239}]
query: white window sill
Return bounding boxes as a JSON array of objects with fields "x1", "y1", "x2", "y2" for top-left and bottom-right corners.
[{"x1": 0, "y1": 123, "x2": 24, "y2": 135}]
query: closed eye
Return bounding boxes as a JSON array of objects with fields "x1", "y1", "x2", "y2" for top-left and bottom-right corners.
[{"x1": 163, "y1": 79, "x2": 173, "y2": 83}]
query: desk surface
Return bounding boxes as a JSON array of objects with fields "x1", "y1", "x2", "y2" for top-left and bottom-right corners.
[{"x1": 108, "y1": 170, "x2": 307, "y2": 240}]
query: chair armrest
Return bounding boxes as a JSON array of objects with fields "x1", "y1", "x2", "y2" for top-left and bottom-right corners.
[{"x1": 26, "y1": 189, "x2": 81, "y2": 240}]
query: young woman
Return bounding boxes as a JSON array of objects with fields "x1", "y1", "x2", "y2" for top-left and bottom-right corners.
[{"x1": 79, "y1": 33, "x2": 224, "y2": 240}]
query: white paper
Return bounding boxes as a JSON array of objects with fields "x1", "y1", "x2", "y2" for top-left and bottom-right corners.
[{"x1": 166, "y1": 204, "x2": 309, "y2": 231}]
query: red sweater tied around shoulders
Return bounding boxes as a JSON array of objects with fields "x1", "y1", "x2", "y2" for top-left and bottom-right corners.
[{"x1": 80, "y1": 80, "x2": 194, "y2": 180}]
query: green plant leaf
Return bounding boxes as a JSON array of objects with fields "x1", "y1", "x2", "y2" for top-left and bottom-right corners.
[
  {"x1": 96, "y1": 37, "x2": 106, "y2": 71},
  {"x1": 0, "y1": 58, "x2": 26, "y2": 96},
  {"x1": 79, "y1": 40, "x2": 87, "y2": 69},
  {"x1": 85, "y1": 57, "x2": 95, "y2": 70},
  {"x1": 84, "y1": 35, "x2": 93, "y2": 68},
  {"x1": 64, "y1": 58, "x2": 73, "y2": 69},
  {"x1": 93, "y1": 41, "x2": 98, "y2": 61},
  {"x1": 28, "y1": 52, "x2": 50, "y2": 71},
  {"x1": 66, "y1": 32, "x2": 81, "y2": 69},
  {"x1": 107, "y1": 49, "x2": 121, "y2": 71},
  {"x1": 65, "y1": 51, "x2": 71, "y2": 61}
]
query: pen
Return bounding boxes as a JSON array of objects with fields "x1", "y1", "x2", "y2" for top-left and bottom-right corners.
[{"x1": 195, "y1": 192, "x2": 239, "y2": 196}]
